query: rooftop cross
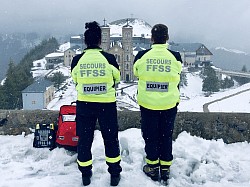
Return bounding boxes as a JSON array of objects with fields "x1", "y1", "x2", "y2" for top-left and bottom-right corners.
[
  {"x1": 103, "y1": 18, "x2": 106, "y2": 26},
  {"x1": 126, "y1": 18, "x2": 129, "y2": 26}
]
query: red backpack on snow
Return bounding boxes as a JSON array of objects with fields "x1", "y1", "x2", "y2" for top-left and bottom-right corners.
[{"x1": 56, "y1": 102, "x2": 78, "y2": 151}]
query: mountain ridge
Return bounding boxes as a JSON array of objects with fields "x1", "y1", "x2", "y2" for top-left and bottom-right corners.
[{"x1": 211, "y1": 47, "x2": 250, "y2": 71}]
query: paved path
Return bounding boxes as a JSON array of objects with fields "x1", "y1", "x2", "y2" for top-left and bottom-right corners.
[{"x1": 203, "y1": 88, "x2": 250, "y2": 112}]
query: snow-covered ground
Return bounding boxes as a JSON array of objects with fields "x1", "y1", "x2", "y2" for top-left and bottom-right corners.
[
  {"x1": 179, "y1": 72, "x2": 250, "y2": 113},
  {"x1": 1, "y1": 129, "x2": 250, "y2": 187}
]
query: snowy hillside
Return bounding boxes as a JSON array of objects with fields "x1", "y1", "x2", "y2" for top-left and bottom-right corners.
[
  {"x1": 109, "y1": 18, "x2": 152, "y2": 37},
  {"x1": 179, "y1": 72, "x2": 250, "y2": 113},
  {"x1": 45, "y1": 68, "x2": 250, "y2": 113},
  {"x1": 215, "y1": 47, "x2": 248, "y2": 55}
]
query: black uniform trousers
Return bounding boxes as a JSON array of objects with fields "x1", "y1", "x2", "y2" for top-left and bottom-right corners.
[
  {"x1": 140, "y1": 105, "x2": 177, "y2": 167},
  {"x1": 76, "y1": 101, "x2": 122, "y2": 176}
]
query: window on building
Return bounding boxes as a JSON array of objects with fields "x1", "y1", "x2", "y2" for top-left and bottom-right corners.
[
  {"x1": 32, "y1": 101, "x2": 36, "y2": 104},
  {"x1": 127, "y1": 55, "x2": 129, "y2": 61},
  {"x1": 126, "y1": 74, "x2": 129, "y2": 82},
  {"x1": 126, "y1": 64, "x2": 129, "y2": 70},
  {"x1": 117, "y1": 55, "x2": 120, "y2": 63}
]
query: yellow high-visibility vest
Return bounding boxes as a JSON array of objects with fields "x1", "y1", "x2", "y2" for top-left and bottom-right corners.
[
  {"x1": 134, "y1": 44, "x2": 182, "y2": 110},
  {"x1": 71, "y1": 48, "x2": 120, "y2": 103}
]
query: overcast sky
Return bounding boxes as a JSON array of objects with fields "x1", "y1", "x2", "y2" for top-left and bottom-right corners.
[{"x1": 1, "y1": 0, "x2": 250, "y2": 52}]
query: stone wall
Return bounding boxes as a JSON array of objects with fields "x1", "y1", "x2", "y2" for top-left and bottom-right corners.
[{"x1": 0, "y1": 110, "x2": 249, "y2": 143}]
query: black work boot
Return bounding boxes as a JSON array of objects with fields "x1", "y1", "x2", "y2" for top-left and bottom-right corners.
[
  {"x1": 110, "y1": 174, "x2": 121, "y2": 186},
  {"x1": 160, "y1": 167, "x2": 170, "y2": 185},
  {"x1": 82, "y1": 171, "x2": 92, "y2": 186},
  {"x1": 143, "y1": 165, "x2": 159, "y2": 181}
]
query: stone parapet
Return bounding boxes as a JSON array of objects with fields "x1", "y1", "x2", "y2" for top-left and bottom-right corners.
[{"x1": 0, "y1": 110, "x2": 249, "y2": 143}]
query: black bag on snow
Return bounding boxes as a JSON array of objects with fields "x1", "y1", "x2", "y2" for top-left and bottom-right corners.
[{"x1": 33, "y1": 123, "x2": 56, "y2": 149}]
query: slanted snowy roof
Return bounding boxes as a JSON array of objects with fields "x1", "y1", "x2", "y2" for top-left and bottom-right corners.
[
  {"x1": 58, "y1": 42, "x2": 71, "y2": 52},
  {"x1": 22, "y1": 79, "x2": 53, "y2": 93},
  {"x1": 45, "y1": 52, "x2": 64, "y2": 58},
  {"x1": 71, "y1": 36, "x2": 81, "y2": 39},
  {"x1": 169, "y1": 43, "x2": 203, "y2": 52}
]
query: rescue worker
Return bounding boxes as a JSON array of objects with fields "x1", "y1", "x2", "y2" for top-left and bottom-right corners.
[
  {"x1": 133, "y1": 24, "x2": 182, "y2": 184},
  {"x1": 71, "y1": 21, "x2": 122, "y2": 186}
]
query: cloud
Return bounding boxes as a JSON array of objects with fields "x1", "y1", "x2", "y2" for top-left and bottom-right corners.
[{"x1": 0, "y1": 0, "x2": 250, "y2": 51}]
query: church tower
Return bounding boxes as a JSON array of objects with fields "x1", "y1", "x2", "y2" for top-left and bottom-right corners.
[
  {"x1": 100, "y1": 19, "x2": 110, "y2": 52},
  {"x1": 122, "y1": 19, "x2": 134, "y2": 82}
]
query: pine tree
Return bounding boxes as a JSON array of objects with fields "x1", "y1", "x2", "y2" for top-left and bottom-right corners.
[
  {"x1": 0, "y1": 85, "x2": 7, "y2": 108},
  {"x1": 202, "y1": 66, "x2": 220, "y2": 94},
  {"x1": 0, "y1": 37, "x2": 59, "y2": 109},
  {"x1": 242, "y1": 65, "x2": 247, "y2": 72},
  {"x1": 234, "y1": 65, "x2": 250, "y2": 85},
  {"x1": 47, "y1": 72, "x2": 67, "y2": 90},
  {"x1": 2, "y1": 60, "x2": 19, "y2": 109},
  {"x1": 221, "y1": 76, "x2": 234, "y2": 89}
]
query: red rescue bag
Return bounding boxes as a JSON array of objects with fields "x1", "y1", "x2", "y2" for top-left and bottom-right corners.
[{"x1": 56, "y1": 102, "x2": 78, "y2": 151}]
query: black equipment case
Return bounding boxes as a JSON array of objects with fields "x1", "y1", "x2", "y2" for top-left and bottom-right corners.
[{"x1": 33, "y1": 123, "x2": 56, "y2": 149}]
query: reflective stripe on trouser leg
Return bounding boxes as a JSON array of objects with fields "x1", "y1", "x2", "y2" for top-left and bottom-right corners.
[
  {"x1": 97, "y1": 102, "x2": 122, "y2": 175},
  {"x1": 160, "y1": 160, "x2": 172, "y2": 169},
  {"x1": 76, "y1": 101, "x2": 96, "y2": 175},
  {"x1": 145, "y1": 158, "x2": 159, "y2": 166},
  {"x1": 106, "y1": 155, "x2": 121, "y2": 163},
  {"x1": 77, "y1": 159, "x2": 93, "y2": 167}
]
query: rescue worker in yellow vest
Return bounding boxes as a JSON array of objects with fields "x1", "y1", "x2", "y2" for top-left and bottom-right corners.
[
  {"x1": 133, "y1": 24, "x2": 182, "y2": 184},
  {"x1": 71, "y1": 21, "x2": 122, "y2": 186}
]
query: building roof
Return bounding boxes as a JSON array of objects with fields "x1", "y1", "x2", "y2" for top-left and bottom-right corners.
[
  {"x1": 66, "y1": 45, "x2": 82, "y2": 52},
  {"x1": 22, "y1": 79, "x2": 53, "y2": 93},
  {"x1": 45, "y1": 52, "x2": 64, "y2": 58},
  {"x1": 169, "y1": 43, "x2": 203, "y2": 52}
]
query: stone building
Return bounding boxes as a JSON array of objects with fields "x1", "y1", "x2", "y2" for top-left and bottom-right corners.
[
  {"x1": 101, "y1": 22, "x2": 135, "y2": 82},
  {"x1": 68, "y1": 18, "x2": 152, "y2": 82},
  {"x1": 45, "y1": 52, "x2": 64, "y2": 69},
  {"x1": 169, "y1": 43, "x2": 213, "y2": 68},
  {"x1": 64, "y1": 46, "x2": 82, "y2": 67}
]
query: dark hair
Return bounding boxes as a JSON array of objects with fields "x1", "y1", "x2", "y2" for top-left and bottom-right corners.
[
  {"x1": 151, "y1": 24, "x2": 169, "y2": 44},
  {"x1": 84, "y1": 21, "x2": 101, "y2": 46}
]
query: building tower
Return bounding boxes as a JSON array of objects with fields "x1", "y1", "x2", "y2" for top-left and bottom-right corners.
[
  {"x1": 122, "y1": 19, "x2": 134, "y2": 82},
  {"x1": 100, "y1": 18, "x2": 110, "y2": 52}
]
